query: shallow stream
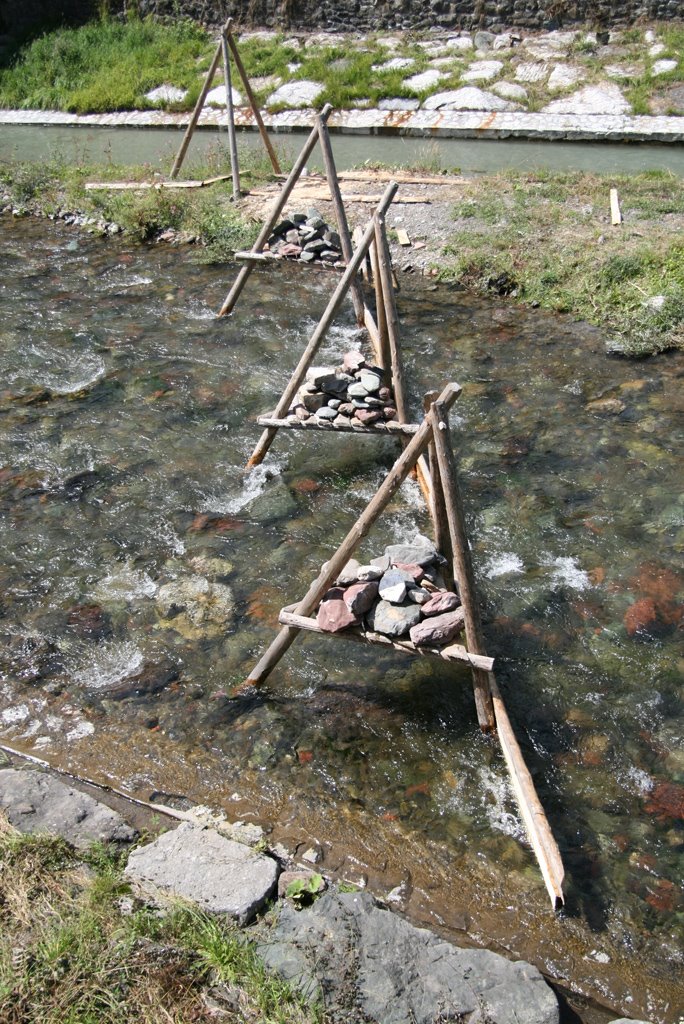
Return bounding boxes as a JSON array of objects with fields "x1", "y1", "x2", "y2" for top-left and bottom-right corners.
[{"x1": 0, "y1": 217, "x2": 682, "y2": 1022}]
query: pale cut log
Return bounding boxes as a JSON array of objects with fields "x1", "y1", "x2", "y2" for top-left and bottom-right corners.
[
  {"x1": 255, "y1": 415, "x2": 419, "y2": 435},
  {"x1": 316, "y1": 116, "x2": 364, "y2": 324},
  {"x1": 224, "y1": 21, "x2": 281, "y2": 175},
  {"x1": 396, "y1": 228, "x2": 411, "y2": 246},
  {"x1": 243, "y1": 381, "x2": 461, "y2": 684},
  {"x1": 278, "y1": 607, "x2": 494, "y2": 671},
  {"x1": 423, "y1": 391, "x2": 453, "y2": 587},
  {"x1": 170, "y1": 34, "x2": 224, "y2": 180},
  {"x1": 430, "y1": 401, "x2": 495, "y2": 732},
  {"x1": 489, "y1": 673, "x2": 565, "y2": 910},
  {"x1": 245, "y1": 182, "x2": 398, "y2": 468},
  {"x1": 369, "y1": 239, "x2": 390, "y2": 370},
  {"x1": 610, "y1": 187, "x2": 622, "y2": 226},
  {"x1": 221, "y1": 30, "x2": 241, "y2": 200},
  {"x1": 217, "y1": 104, "x2": 333, "y2": 317},
  {"x1": 363, "y1": 305, "x2": 383, "y2": 363},
  {"x1": 85, "y1": 176, "x2": 234, "y2": 190}
]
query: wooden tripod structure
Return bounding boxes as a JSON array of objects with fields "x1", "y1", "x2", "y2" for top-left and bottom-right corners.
[
  {"x1": 243, "y1": 380, "x2": 565, "y2": 910},
  {"x1": 243, "y1": 181, "x2": 426, "y2": 481},
  {"x1": 170, "y1": 18, "x2": 281, "y2": 195},
  {"x1": 217, "y1": 104, "x2": 367, "y2": 325}
]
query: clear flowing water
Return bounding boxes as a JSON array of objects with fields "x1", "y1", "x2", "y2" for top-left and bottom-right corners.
[{"x1": 0, "y1": 217, "x2": 682, "y2": 1022}]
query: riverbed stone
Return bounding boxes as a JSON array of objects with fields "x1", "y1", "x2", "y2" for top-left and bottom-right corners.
[
  {"x1": 492, "y1": 81, "x2": 529, "y2": 101},
  {"x1": 317, "y1": 587, "x2": 359, "y2": 632},
  {"x1": 267, "y1": 81, "x2": 324, "y2": 108},
  {"x1": 344, "y1": 581, "x2": 379, "y2": 617},
  {"x1": 156, "y1": 575, "x2": 235, "y2": 638},
  {"x1": 367, "y1": 600, "x2": 421, "y2": 638},
  {"x1": 378, "y1": 569, "x2": 409, "y2": 604},
  {"x1": 0, "y1": 768, "x2": 137, "y2": 849},
  {"x1": 410, "y1": 608, "x2": 466, "y2": 646},
  {"x1": 337, "y1": 559, "x2": 361, "y2": 585},
  {"x1": 421, "y1": 590, "x2": 460, "y2": 616},
  {"x1": 257, "y1": 890, "x2": 559, "y2": 1024},
  {"x1": 384, "y1": 535, "x2": 439, "y2": 568},
  {"x1": 547, "y1": 65, "x2": 585, "y2": 90},
  {"x1": 315, "y1": 405, "x2": 338, "y2": 421},
  {"x1": 125, "y1": 822, "x2": 278, "y2": 925}
]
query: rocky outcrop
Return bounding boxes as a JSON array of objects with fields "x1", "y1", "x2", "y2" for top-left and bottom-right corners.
[{"x1": 258, "y1": 888, "x2": 560, "y2": 1024}]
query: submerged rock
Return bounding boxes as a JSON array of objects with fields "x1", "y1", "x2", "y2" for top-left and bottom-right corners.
[{"x1": 156, "y1": 575, "x2": 235, "y2": 639}]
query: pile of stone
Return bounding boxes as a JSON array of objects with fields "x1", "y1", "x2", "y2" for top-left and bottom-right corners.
[
  {"x1": 265, "y1": 207, "x2": 344, "y2": 265},
  {"x1": 316, "y1": 534, "x2": 465, "y2": 648},
  {"x1": 287, "y1": 350, "x2": 398, "y2": 428}
]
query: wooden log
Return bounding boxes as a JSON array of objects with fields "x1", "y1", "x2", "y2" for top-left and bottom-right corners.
[
  {"x1": 245, "y1": 181, "x2": 398, "y2": 468},
  {"x1": 85, "y1": 176, "x2": 235, "y2": 191},
  {"x1": 243, "y1": 381, "x2": 461, "y2": 684},
  {"x1": 363, "y1": 304, "x2": 383, "y2": 362},
  {"x1": 278, "y1": 607, "x2": 494, "y2": 671},
  {"x1": 255, "y1": 414, "x2": 419, "y2": 435},
  {"x1": 423, "y1": 391, "x2": 453, "y2": 585},
  {"x1": 430, "y1": 402, "x2": 495, "y2": 732},
  {"x1": 489, "y1": 673, "x2": 565, "y2": 909},
  {"x1": 170, "y1": 35, "x2": 224, "y2": 180},
  {"x1": 316, "y1": 116, "x2": 364, "y2": 325},
  {"x1": 225, "y1": 21, "x2": 281, "y2": 175},
  {"x1": 217, "y1": 105, "x2": 333, "y2": 317},
  {"x1": 374, "y1": 214, "x2": 407, "y2": 424},
  {"x1": 369, "y1": 239, "x2": 390, "y2": 371},
  {"x1": 221, "y1": 30, "x2": 241, "y2": 201},
  {"x1": 396, "y1": 228, "x2": 411, "y2": 246}
]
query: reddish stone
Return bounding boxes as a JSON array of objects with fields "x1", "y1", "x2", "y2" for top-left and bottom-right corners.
[
  {"x1": 405, "y1": 782, "x2": 431, "y2": 798},
  {"x1": 644, "y1": 880, "x2": 679, "y2": 913},
  {"x1": 247, "y1": 585, "x2": 282, "y2": 622},
  {"x1": 316, "y1": 587, "x2": 359, "y2": 633},
  {"x1": 421, "y1": 591, "x2": 460, "y2": 617},
  {"x1": 291, "y1": 477, "x2": 320, "y2": 494},
  {"x1": 297, "y1": 750, "x2": 313, "y2": 764},
  {"x1": 644, "y1": 782, "x2": 684, "y2": 822},
  {"x1": 383, "y1": 406, "x2": 398, "y2": 419},
  {"x1": 393, "y1": 562, "x2": 424, "y2": 582},
  {"x1": 67, "y1": 603, "x2": 111, "y2": 640},
  {"x1": 343, "y1": 350, "x2": 366, "y2": 373},
  {"x1": 410, "y1": 608, "x2": 466, "y2": 647},
  {"x1": 343, "y1": 581, "x2": 379, "y2": 617},
  {"x1": 354, "y1": 408, "x2": 382, "y2": 425},
  {"x1": 630, "y1": 562, "x2": 683, "y2": 605},
  {"x1": 624, "y1": 598, "x2": 669, "y2": 638}
]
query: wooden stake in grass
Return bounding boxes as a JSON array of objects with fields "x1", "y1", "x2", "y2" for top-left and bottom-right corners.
[
  {"x1": 224, "y1": 19, "x2": 281, "y2": 177},
  {"x1": 610, "y1": 188, "x2": 622, "y2": 226},
  {"x1": 170, "y1": 34, "x2": 225, "y2": 180}
]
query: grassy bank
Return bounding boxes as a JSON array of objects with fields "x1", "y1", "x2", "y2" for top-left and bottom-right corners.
[
  {"x1": 0, "y1": 15, "x2": 682, "y2": 116},
  {"x1": 440, "y1": 169, "x2": 684, "y2": 357},
  {"x1": 0, "y1": 149, "x2": 269, "y2": 260},
  {"x1": 0, "y1": 814, "x2": 319, "y2": 1024}
]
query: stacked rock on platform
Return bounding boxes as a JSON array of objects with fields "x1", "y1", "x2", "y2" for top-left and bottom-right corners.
[
  {"x1": 265, "y1": 207, "x2": 344, "y2": 266},
  {"x1": 316, "y1": 534, "x2": 465, "y2": 648},
  {"x1": 287, "y1": 350, "x2": 398, "y2": 428}
]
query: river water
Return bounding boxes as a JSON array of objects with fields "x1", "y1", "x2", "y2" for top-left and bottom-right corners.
[{"x1": 0, "y1": 216, "x2": 682, "y2": 1022}]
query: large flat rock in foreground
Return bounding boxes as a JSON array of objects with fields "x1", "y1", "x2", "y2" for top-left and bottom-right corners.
[
  {"x1": 0, "y1": 767, "x2": 137, "y2": 849},
  {"x1": 258, "y1": 890, "x2": 559, "y2": 1024},
  {"x1": 125, "y1": 821, "x2": 278, "y2": 925}
]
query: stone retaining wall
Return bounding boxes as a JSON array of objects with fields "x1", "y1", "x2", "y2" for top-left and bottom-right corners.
[{"x1": 2, "y1": 0, "x2": 682, "y2": 38}]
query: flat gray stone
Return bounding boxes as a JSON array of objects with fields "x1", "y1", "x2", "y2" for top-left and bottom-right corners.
[
  {"x1": 462, "y1": 60, "x2": 503, "y2": 83},
  {"x1": 145, "y1": 85, "x2": 187, "y2": 104},
  {"x1": 372, "y1": 57, "x2": 415, "y2": 72},
  {"x1": 542, "y1": 83, "x2": 632, "y2": 115},
  {"x1": 652, "y1": 59, "x2": 678, "y2": 76},
  {"x1": 267, "y1": 81, "x2": 324, "y2": 108},
  {"x1": 547, "y1": 65, "x2": 585, "y2": 91},
  {"x1": 445, "y1": 36, "x2": 474, "y2": 52},
  {"x1": 258, "y1": 890, "x2": 559, "y2": 1024},
  {"x1": 605, "y1": 63, "x2": 645, "y2": 79},
  {"x1": 367, "y1": 599, "x2": 421, "y2": 638},
  {"x1": 125, "y1": 821, "x2": 278, "y2": 924},
  {"x1": 0, "y1": 768, "x2": 137, "y2": 849},
  {"x1": 515, "y1": 62, "x2": 550, "y2": 83},
  {"x1": 403, "y1": 69, "x2": 446, "y2": 92},
  {"x1": 492, "y1": 81, "x2": 528, "y2": 101},
  {"x1": 384, "y1": 535, "x2": 438, "y2": 567},
  {"x1": 337, "y1": 558, "x2": 361, "y2": 585},
  {"x1": 205, "y1": 85, "x2": 243, "y2": 108},
  {"x1": 378, "y1": 98, "x2": 420, "y2": 111},
  {"x1": 422, "y1": 87, "x2": 519, "y2": 112}
]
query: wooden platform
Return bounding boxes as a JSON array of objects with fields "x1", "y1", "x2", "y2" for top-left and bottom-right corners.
[
  {"x1": 278, "y1": 605, "x2": 495, "y2": 672},
  {"x1": 256, "y1": 413, "x2": 420, "y2": 435}
]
